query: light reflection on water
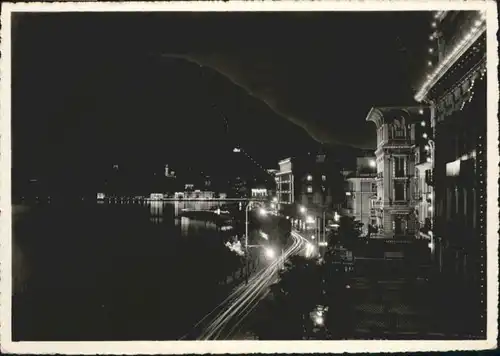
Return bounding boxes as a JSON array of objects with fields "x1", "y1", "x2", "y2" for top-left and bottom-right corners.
[
  {"x1": 12, "y1": 200, "x2": 245, "y2": 340},
  {"x1": 146, "y1": 200, "x2": 224, "y2": 234}
]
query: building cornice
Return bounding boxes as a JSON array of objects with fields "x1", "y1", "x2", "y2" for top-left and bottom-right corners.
[
  {"x1": 365, "y1": 106, "x2": 425, "y2": 129},
  {"x1": 415, "y1": 11, "x2": 486, "y2": 102}
]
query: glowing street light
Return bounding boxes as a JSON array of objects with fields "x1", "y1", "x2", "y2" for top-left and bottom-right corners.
[
  {"x1": 306, "y1": 216, "x2": 315, "y2": 224},
  {"x1": 270, "y1": 203, "x2": 276, "y2": 209},
  {"x1": 314, "y1": 315, "x2": 324, "y2": 326},
  {"x1": 272, "y1": 197, "x2": 278, "y2": 203},
  {"x1": 300, "y1": 206, "x2": 307, "y2": 214},
  {"x1": 259, "y1": 208, "x2": 268, "y2": 217},
  {"x1": 264, "y1": 247, "x2": 276, "y2": 259},
  {"x1": 369, "y1": 160, "x2": 376, "y2": 168}
]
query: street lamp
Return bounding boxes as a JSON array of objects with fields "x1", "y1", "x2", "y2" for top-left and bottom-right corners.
[
  {"x1": 264, "y1": 247, "x2": 276, "y2": 260},
  {"x1": 272, "y1": 197, "x2": 278, "y2": 203},
  {"x1": 300, "y1": 206, "x2": 307, "y2": 214},
  {"x1": 245, "y1": 202, "x2": 253, "y2": 284},
  {"x1": 245, "y1": 203, "x2": 269, "y2": 283}
]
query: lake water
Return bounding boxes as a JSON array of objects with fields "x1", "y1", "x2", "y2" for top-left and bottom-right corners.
[{"x1": 12, "y1": 200, "x2": 244, "y2": 341}]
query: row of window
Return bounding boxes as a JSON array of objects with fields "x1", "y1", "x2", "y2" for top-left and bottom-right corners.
[
  {"x1": 376, "y1": 121, "x2": 412, "y2": 144},
  {"x1": 306, "y1": 174, "x2": 327, "y2": 181}
]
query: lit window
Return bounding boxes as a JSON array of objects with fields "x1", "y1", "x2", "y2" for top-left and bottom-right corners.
[
  {"x1": 321, "y1": 175, "x2": 326, "y2": 181},
  {"x1": 307, "y1": 186, "x2": 313, "y2": 193},
  {"x1": 307, "y1": 175, "x2": 313, "y2": 181}
]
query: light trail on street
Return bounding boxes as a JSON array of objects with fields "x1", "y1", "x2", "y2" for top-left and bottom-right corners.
[{"x1": 183, "y1": 230, "x2": 308, "y2": 340}]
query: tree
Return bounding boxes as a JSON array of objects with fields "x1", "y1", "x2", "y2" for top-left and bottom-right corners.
[
  {"x1": 251, "y1": 255, "x2": 323, "y2": 340},
  {"x1": 326, "y1": 216, "x2": 363, "y2": 253}
]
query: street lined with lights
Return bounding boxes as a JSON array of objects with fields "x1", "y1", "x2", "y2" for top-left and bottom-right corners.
[{"x1": 189, "y1": 230, "x2": 309, "y2": 340}]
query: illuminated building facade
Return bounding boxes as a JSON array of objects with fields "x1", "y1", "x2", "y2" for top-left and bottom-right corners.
[
  {"x1": 251, "y1": 188, "x2": 268, "y2": 199},
  {"x1": 414, "y1": 10, "x2": 487, "y2": 290},
  {"x1": 276, "y1": 158, "x2": 294, "y2": 207},
  {"x1": 366, "y1": 107, "x2": 420, "y2": 239},
  {"x1": 276, "y1": 153, "x2": 344, "y2": 234},
  {"x1": 411, "y1": 10, "x2": 488, "y2": 337},
  {"x1": 413, "y1": 108, "x2": 435, "y2": 240},
  {"x1": 343, "y1": 156, "x2": 378, "y2": 236}
]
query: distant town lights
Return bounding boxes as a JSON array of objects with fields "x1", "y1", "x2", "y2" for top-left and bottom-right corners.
[{"x1": 421, "y1": 121, "x2": 426, "y2": 127}]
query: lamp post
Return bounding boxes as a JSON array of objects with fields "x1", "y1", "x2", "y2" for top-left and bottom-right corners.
[
  {"x1": 245, "y1": 202, "x2": 253, "y2": 284},
  {"x1": 245, "y1": 202, "x2": 269, "y2": 284}
]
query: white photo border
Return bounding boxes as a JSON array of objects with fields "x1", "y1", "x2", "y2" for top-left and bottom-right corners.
[{"x1": 1, "y1": 0, "x2": 498, "y2": 354}]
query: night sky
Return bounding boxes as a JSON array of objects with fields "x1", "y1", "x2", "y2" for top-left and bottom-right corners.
[{"x1": 12, "y1": 11, "x2": 432, "y2": 182}]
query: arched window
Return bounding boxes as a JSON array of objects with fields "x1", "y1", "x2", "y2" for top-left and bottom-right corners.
[{"x1": 393, "y1": 117, "x2": 406, "y2": 139}]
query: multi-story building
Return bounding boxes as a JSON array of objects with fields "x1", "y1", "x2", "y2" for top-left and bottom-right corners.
[
  {"x1": 251, "y1": 188, "x2": 268, "y2": 199},
  {"x1": 413, "y1": 10, "x2": 487, "y2": 297},
  {"x1": 413, "y1": 108, "x2": 435, "y2": 239},
  {"x1": 343, "y1": 156, "x2": 378, "y2": 236},
  {"x1": 366, "y1": 106, "x2": 421, "y2": 239},
  {"x1": 276, "y1": 152, "x2": 345, "y2": 244},
  {"x1": 276, "y1": 158, "x2": 295, "y2": 208}
]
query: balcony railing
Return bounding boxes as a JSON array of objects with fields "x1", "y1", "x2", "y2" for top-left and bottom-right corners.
[
  {"x1": 425, "y1": 169, "x2": 434, "y2": 186},
  {"x1": 371, "y1": 200, "x2": 382, "y2": 208},
  {"x1": 386, "y1": 138, "x2": 413, "y2": 146}
]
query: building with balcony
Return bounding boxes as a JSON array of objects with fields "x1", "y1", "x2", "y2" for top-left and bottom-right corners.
[
  {"x1": 276, "y1": 158, "x2": 295, "y2": 208},
  {"x1": 414, "y1": 10, "x2": 487, "y2": 299},
  {"x1": 343, "y1": 156, "x2": 378, "y2": 236},
  {"x1": 366, "y1": 106, "x2": 422, "y2": 239}
]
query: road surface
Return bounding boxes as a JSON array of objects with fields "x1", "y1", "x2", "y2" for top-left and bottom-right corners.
[{"x1": 183, "y1": 231, "x2": 308, "y2": 340}]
